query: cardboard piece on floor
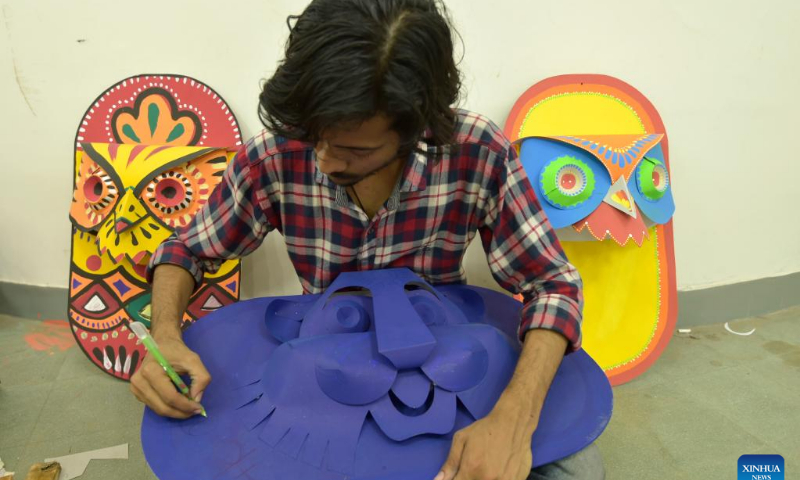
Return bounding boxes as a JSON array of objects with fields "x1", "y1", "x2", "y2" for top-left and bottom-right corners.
[
  {"x1": 44, "y1": 444, "x2": 127, "y2": 480},
  {"x1": 23, "y1": 463, "x2": 59, "y2": 480},
  {"x1": 0, "y1": 456, "x2": 12, "y2": 479},
  {"x1": 0, "y1": 457, "x2": 10, "y2": 479}
]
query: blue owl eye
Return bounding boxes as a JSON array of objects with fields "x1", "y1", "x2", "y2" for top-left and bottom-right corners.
[
  {"x1": 540, "y1": 156, "x2": 596, "y2": 209},
  {"x1": 627, "y1": 144, "x2": 676, "y2": 224},
  {"x1": 636, "y1": 157, "x2": 669, "y2": 201},
  {"x1": 518, "y1": 137, "x2": 611, "y2": 229}
]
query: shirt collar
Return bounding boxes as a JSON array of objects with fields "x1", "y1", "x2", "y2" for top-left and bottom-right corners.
[{"x1": 399, "y1": 136, "x2": 431, "y2": 193}]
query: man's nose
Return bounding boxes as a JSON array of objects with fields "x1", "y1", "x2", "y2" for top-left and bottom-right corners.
[{"x1": 315, "y1": 142, "x2": 347, "y2": 175}]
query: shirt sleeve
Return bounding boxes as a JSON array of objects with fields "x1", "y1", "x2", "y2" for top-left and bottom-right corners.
[
  {"x1": 146, "y1": 146, "x2": 275, "y2": 289},
  {"x1": 478, "y1": 145, "x2": 583, "y2": 353}
]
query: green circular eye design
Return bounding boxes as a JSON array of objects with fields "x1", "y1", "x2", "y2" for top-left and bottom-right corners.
[
  {"x1": 637, "y1": 157, "x2": 669, "y2": 201},
  {"x1": 540, "y1": 156, "x2": 595, "y2": 209}
]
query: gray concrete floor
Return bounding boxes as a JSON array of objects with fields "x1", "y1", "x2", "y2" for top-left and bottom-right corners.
[{"x1": 0, "y1": 307, "x2": 798, "y2": 479}]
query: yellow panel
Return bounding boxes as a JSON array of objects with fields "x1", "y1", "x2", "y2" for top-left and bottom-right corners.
[
  {"x1": 72, "y1": 230, "x2": 116, "y2": 275},
  {"x1": 519, "y1": 93, "x2": 647, "y2": 137},
  {"x1": 72, "y1": 230, "x2": 146, "y2": 282},
  {"x1": 561, "y1": 227, "x2": 660, "y2": 371},
  {"x1": 204, "y1": 258, "x2": 238, "y2": 279}
]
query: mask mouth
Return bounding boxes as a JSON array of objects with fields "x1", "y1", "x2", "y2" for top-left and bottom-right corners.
[
  {"x1": 388, "y1": 382, "x2": 435, "y2": 417},
  {"x1": 72, "y1": 282, "x2": 121, "y2": 318},
  {"x1": 574, "y1": 202, "x2": 648, "y2": 247},
  {"x1": 187, "y1": 285, "x2": 235, "y2": 319}
]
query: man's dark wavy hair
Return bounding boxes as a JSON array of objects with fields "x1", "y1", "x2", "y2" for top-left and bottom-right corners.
[{"x1": 259, "y1": 0, "x2": 462, "y2": 156}]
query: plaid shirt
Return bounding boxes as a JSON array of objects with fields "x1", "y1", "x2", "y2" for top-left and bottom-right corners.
[{"x1": 148, "y1": 109, "x2": 583, "y2": 350}]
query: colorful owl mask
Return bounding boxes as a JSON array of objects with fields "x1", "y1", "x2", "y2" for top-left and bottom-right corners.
[
  {"x1": 505, "y1": 75, "x2": 678, "y2": 385},
  {"x1": 520, "y1": 135, "x2": 675, "y2": 246},
  {"x1": 68, "y1": 75, "x2": 243, "y2": 380},
  {"x1": 141, "y1": 269, "x2": 613, "y2": 480}
]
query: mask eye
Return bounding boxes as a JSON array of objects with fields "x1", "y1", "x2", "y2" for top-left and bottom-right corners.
[
  {"x1": 328, "y1": 299, "x2": 372, "y2": 333},
  {"x1": 540, "y1": 155, "x2": 596, "y2": 209},
  {"x1": 405, "y1": 283, "x2": 446, "y2": 327},
  {"x1": 296, "y1": 288, "x2": 374, "y2": 339},
  {"x1": 83, "y1": 166, "x2": 118, "y2": 212},
  {"x1": 636, "y1": 157, "x2": 669, "y2": 201},
  {"x1": 141, "y1": 154, "x2": 224, "y2": 228},
  {"x1": 144, "y1": 171, "x2": 194, "y2": 219}
]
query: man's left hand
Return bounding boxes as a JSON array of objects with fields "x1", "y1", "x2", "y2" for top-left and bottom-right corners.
[{"x1": 435, "y1": 393, "x2": 536, "y2": 480}]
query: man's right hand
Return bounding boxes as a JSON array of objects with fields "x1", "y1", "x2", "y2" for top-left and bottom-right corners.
[{"x1": 130, "y1": 332, "x2": 211, "y2": 419}]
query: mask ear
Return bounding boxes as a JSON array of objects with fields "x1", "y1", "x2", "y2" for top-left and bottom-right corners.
[{"x1": 264, "y1": 298, "x2": 314, "y2": 342}]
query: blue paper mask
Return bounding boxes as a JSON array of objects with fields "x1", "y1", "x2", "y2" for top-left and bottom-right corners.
[{"x1": 142, "y1": 268, "x2": 612, "y2": 480}]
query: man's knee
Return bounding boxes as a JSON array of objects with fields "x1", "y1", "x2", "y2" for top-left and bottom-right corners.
[{"x1": 528, "y1": 443, "x2": 605, "y2": 480}]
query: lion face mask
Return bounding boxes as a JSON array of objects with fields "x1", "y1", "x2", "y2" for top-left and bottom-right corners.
[{"x1": 141, "y1": 268, "x2": 613, "y2": 480}]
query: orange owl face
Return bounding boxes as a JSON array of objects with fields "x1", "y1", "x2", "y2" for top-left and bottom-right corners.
[
  {"x1": 70, "y1": 144, "x2": 229, "y2": 269},
  {"x1": 69, "y1": 75, "x2": 242, "y2": 380}
]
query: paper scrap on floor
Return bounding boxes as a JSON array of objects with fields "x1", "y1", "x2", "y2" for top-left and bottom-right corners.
[
  {"x1": 0, "y1": 455, "x2": 8, "y2": 479},
  {"x1": 44, "y1": 444, "x2": 128, "y2": 480}
]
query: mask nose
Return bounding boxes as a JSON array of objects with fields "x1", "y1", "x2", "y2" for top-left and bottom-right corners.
[
  {"x1": 603, "y1": 176, "x2": 637, "y2": 218},
  {"x1": 369, "y1": 277, "x2": 437, "y2": 370},
  {"x1": 114, "y1": 188, "x2": 148, "y2": 233},
  {"x1": 309, "y1": 270, "x2": 440, "y2": 370}
]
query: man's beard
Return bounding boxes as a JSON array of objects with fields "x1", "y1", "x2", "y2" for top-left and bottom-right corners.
[{"x1": 327, "y1": 155, "x2": 402, "y2": 187}]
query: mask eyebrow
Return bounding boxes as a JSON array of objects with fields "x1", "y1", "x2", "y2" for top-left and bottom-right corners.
[{"x1": 328, "y1": 287, "x2": 372, "y2": 301}]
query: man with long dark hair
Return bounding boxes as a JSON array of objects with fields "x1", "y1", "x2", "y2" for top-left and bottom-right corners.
[{"x1": 132, "y1": 1, "x2": 604, "y2": 478}]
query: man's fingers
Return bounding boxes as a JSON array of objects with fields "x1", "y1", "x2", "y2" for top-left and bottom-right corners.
[
  {"x1": 437, "y1": 432, "x2": 467, "y2": 480},
  {"x1": 128, "y1": 338, "x2": 210, "y2": 418},
  {"x1": 143, "y1": 360, "x2": 202, "y2": 414},
  {"x1": 160, "y1": 341, "x2": 212, "y2": 401},
  {"x1": 181, "y1": 353, "x2": 212, "y2": 400},
  {"x1": 130, "y1": 379, "x2": 193, "y2": 419}
]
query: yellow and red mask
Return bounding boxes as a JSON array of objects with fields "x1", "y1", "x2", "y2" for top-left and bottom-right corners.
[
  {"x1": 505, "y1": 75, "x2": 678, "y2": 385},
  {"x1": 68, "y1": 75, "x2": 243, "y2": 380}
]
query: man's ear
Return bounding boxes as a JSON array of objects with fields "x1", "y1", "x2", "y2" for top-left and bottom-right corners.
[{"x1": 264, "y1": 298, "x2": 314, "y2": 342}]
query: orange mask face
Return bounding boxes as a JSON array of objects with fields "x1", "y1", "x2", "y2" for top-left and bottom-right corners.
[
  {"x1": 69, "y1": 75, "x2": 243, "y2": 380},
  {"x1": 505, "y1": 75, "x2": 678, "y2": 386}
]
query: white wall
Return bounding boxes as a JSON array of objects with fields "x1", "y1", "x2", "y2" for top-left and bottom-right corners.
[{"x1": 1, "y1": 0, "x2": 798, "y2": 294}]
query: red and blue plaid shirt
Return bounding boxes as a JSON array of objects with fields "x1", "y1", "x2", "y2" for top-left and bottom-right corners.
[{"x1": 148, "y1": 110, "x2": 583, "y2": 350}]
